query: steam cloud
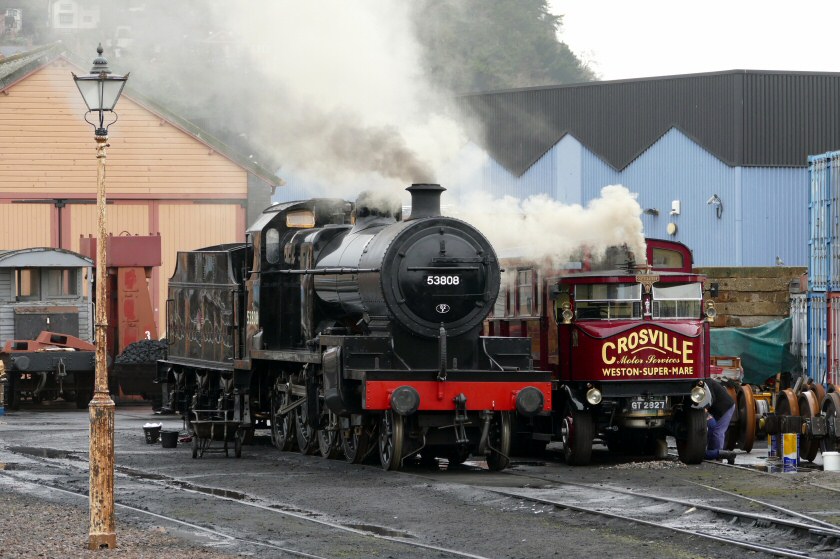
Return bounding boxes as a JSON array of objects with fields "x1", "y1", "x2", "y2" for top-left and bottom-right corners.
[
  {"x1": 212, "y1": 2, "x2": 463, "y2": 193},
  {"x1": 452, "y1": 185, "x2": 648, "y2": 270},
  {"x1": 200, "y1": 3, "x2": 646, "y2": 269}
]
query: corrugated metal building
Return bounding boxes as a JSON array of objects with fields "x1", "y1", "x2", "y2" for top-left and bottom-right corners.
[
  {"x1": 459, "y1": 70, "x2": 840, "y2": 266},
  {"x1": 0, "y1": 44, "x2": 283, "y2": 332}
]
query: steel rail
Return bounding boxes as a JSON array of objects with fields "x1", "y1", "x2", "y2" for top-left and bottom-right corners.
[
  {"x1": 0, "y1": 449, "x2": 493, "y2": 559},
  {"x1": 685, "y1": 479, "x2": 840, "y2": 531},
  {"x1": 484, "y1": 487, "x2": 817, "y2": 559},
  {"x1": 0, "y1": 473, "x2": 328, "y2": 559}
]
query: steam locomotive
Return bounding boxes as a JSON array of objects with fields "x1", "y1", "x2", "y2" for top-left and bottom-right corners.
[
  {"x1": 487, "y1": 239, "x2": 716, "y2": 465},
  {"x1": 159, "y1": 184, "x2": 551, "y2": 470}
]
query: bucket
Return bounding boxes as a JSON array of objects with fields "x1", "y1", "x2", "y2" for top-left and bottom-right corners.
[
  {"x1": 143, "y1": 425, "x2": 161, "y2": 444},
  {"x1": 160, "y1": 430, "x2": 179, "y2": 448},
  {"x1": 823, "y1": 451, "x2": 840, "y2": 472}
]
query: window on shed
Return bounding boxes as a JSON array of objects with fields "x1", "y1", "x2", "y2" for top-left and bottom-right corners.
[
  {"x1": 44, "y1": 269, "x2": 80, "y2": 297},
  {"x1": 58, "y1": 12, "x2": 73, "y2": 25},
  {"x1": 15, "y1": 268, "x2": 80, "y2": 300},
  {"x1": 17, "y1": 269, "x2": 40, "y2": 300},
  {"x1": 266, "y1": 228, "x2": 281, "y2": 264}
]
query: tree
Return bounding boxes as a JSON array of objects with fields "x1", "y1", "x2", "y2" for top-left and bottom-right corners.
[{"x1": 411, "y1": 0, "x2": 595, "y2": 93}]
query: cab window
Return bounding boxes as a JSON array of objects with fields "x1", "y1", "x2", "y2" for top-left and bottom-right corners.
[
  {"x1": 651, "y1": 282, "x2": 702, "y2": 319},
  {"x1": 574, "y1": 283, "x2": 641, "y2": 320},
  {"x1": 266, "y1": 228, "x2": 281, "y2": 264},
  {"x1": 650, "y1": 248, "x2": 684, "y2": 270}
]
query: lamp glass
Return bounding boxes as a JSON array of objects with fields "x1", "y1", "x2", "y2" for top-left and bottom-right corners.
[{"x1": 74, "y1": 75, "x2": 127, "y2": 111}]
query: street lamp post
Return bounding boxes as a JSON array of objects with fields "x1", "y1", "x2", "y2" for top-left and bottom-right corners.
[{"x1": 72, "y1": 44, "x2": 128, "y2": 551}]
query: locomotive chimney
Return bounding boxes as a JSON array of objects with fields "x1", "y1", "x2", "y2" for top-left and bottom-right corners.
[{"x1": 406, "y1": 183, "x2": 445, "y2": 220}]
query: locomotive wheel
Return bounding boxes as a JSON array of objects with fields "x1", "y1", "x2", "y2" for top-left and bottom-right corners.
[
  {"x1": 562, "y1": 411, "x2": 593, "y2": 466},
  {"x1": 775, "y1": 388, "x2": 800, "y2": 417},
  {"x1": 378, "y1": 411, "x2": 405, "y2": 471},
  {"x1": 676, "y1": 407, "x2": 706, "y2": 464},
  {"x1": 797, "y1": 390, "x2": 821, "y2": 462},
  {"x1": 820, "y1": 392, "x2": 840, "y2": 453},
  {"x1": 294, "y1": 397, "x2": 319, "y2": 455},
  {"x1": 270, "y1": 390, "x2": 296, "y2": 452},
  {"x1": 737, "y1": 385, "x2": 756, "y2": 453},
  {"x1": 342, "y1": 420, "x2": 372, "y2": 464},
  {"x1": 486, "y1": 411, "x2": 512, "y2": 471},
  {"x1": 317, "y1": 410, "x2": 342, "y2": 459}
]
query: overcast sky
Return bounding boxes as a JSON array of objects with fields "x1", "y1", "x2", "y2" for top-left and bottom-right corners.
[{"x1": 550, "y1": 0, "x2": 840, "y2": 80}]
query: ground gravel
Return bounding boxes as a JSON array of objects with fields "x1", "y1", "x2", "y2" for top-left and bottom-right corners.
[{"x1": 0, "y1": 489, "x2": 240, "y2": 559}]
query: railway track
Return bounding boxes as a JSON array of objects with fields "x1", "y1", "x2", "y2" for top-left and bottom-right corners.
[
  {"x1": 0, "y1": 444, "x2": 493, "y2": 559},
  {"x1": 3, "y1": 407, "x2": 839, "y2": 558},
  {"x1": 471, "y1": 468, "x2": 840, "y2": 559}
]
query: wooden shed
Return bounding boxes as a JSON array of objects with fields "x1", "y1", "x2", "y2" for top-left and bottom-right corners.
[{"x1": 0, "y1": 44, "x2": 283, "y2": 333}]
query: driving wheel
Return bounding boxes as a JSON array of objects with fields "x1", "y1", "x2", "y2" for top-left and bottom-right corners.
[
  {"x1": 317, "y1": 409, "x2": 342, "y2": 459},
  {"x1": 342, "y1": 419, "x2": 372, "y2": 464},
  {"x1": 486, "y1": 411, "x2": 512, "y2": 471},
  {"x1": 270, "y1": 388, "x2": 296, "y2": 451},
  {"x1": 378, "y1": 411, "x2": 405, "y2": 471}
]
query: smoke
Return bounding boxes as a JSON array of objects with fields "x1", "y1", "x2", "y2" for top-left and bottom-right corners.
[
  {"x1": 104, "y1": 3, "x2": 648, "y2": 272},
  {"x1": 206, "y1": 2, "x2": 465, "y2": 197},
  {"x1": 452, "y1": 184, "x2": 648, "y2": 270}
]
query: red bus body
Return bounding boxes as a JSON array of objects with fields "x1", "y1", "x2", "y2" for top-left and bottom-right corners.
[{"x1": 486, "y1": 239, "x2": 714, "y2": 465}]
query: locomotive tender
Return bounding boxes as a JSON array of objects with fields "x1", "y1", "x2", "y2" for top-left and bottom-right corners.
[
  {"x1": 159, "y1": 184, "x2": 551, "y2": 470},
  {"x1": 487, "y1": 240, "x2": 716, "y2": 465}
]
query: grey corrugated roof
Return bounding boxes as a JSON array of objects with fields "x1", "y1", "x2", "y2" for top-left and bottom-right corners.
[
  {"x1": 460, "y1": 70, "x2": 840, "y2": 176},
  {"x1": 0, "y1": 43, "x2": 283, "y2": 188},
  {"x1": 0, "y1": 247, "x2": 93, "y2": 268}
]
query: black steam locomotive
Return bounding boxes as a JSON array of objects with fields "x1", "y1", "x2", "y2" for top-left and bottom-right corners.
[{"x1": 159, "y1": 184, "x2": 551, "y2": 470}]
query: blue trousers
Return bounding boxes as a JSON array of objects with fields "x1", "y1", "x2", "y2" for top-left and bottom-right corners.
[{"x1": 705, "y1": 404, "x2": 735, "y2": 459}]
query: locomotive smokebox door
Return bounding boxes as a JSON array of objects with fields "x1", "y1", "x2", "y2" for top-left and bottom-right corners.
[{"x1": 14, "y1": 307, "x2": 79, "y2": 340}]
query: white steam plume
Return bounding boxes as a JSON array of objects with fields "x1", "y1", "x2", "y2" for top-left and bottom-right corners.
[
  {"x1": 453, "y1": 185, "x2": 647, "y2": 269},
  {"x1": 211, "y1": 2, "x2": 465, "y2": 198},
  {"x1": 201, "y1": 3, "x2": 647, "y2": 271}
]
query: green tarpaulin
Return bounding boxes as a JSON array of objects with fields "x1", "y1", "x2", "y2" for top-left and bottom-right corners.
[{"x1": 710, "y1": 317, "x2": 800, "y2": 385}]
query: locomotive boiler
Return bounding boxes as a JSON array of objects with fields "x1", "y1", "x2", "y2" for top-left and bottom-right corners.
[{"x1": 160, "y1": 184, "x2": 551, "y2": 470}]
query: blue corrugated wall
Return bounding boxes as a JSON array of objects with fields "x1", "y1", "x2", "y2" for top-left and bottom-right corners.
[{"x1": 484, "y1": 128, "x2": 807, "y2": 266}]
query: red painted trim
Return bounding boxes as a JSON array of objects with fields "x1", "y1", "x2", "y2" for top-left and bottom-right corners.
[{"x1": 364, "y1": 381, "x2": 553, "y2": 412}]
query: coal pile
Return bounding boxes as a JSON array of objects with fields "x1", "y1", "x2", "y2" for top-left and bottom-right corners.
[{"x1": 115, "y1": 339, "x2": 167, "y2": 364}]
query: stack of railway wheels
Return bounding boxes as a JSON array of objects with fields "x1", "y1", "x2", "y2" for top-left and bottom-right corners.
[{"x1": 767, "y1": 379, "x2": 837, "y2": 462}]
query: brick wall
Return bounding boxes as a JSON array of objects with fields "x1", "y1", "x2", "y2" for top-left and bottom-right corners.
[{"x1": 695, "y1": 267, "x2": 807, "y2": 328}]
